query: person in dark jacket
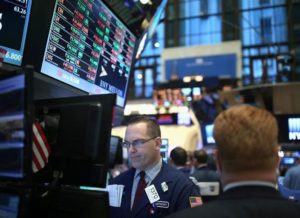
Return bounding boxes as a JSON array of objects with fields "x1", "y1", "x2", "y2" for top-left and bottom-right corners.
[
  {"x1": 109, "y1": 116, "x2": 199, "y2": 218},
  {"x1": 166, "y1": 105, "x2": 300, "y2": 218},
  {"x1": 191, "y1": 149, "x2": 219, "y2": 182},
  {"x1": 169, "y1": 146, "x2": 191, "y2": 177}
]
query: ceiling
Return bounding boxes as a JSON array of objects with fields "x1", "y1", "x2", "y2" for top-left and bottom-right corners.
[{"x1": 102, "y1": 0, "x2": 164, "y2": 38}]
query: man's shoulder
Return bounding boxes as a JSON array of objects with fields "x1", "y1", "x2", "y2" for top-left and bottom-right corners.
[
  {"x1": 191, "y1": 169, "x2": 219, "y2": 181},
  {"x1": 161, "y1": 163, "x2": 194, "y2": 183},
  {"x1": 289, "y1": 165, "x2": 300, "y2": 173},
  {"x1": 167, "y1": 197, "x2": 300, "y2": 218}
]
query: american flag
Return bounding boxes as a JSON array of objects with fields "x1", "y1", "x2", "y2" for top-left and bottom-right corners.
[
  {"x1": 189, "y1": 196, "x2": 203, "y2": 208},
  {"x1": 32, "y1": 122, "x2": 51, "y2": 173}
]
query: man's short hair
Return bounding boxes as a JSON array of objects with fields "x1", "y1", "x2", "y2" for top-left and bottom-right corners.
[
  {"x1": 194, "y1": 149, "x2": 208, "y2": 164},
  {"x1": 126, "y1": 115, "x2": 161, "y2": 138},
  {"x1": 213, "y1": 105, "x2": 278, "y2": 173},
  {"x1": 170, "y1": 147, "x2": 188, "y2": 166}
]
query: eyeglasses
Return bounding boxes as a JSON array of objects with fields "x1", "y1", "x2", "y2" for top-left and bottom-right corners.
[{"x1": 122, "y1": 137, "x2": 157, "y2": 149}]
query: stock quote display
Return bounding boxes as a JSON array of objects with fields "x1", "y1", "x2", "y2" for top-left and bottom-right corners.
[
  {"x1": 41, "y1": 0, "x2": 136, "y2": 107},
  {"x1": 0, "y1": 0, "x2": 31, "y2": 66}
]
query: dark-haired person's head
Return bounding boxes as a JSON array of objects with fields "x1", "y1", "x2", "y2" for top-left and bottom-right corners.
[
  {"x1": 170, "y1": 147, "x2": 188, "y2": 167},
  {"x1": 213, "y1": 105, "x2": 279, "y2": 185},
  {"x1": 123, "y1": 116, "x2": 162, "y2": 171},
  {"x1": 194, "y1": 149, "x2": 208, "y2": 164}
]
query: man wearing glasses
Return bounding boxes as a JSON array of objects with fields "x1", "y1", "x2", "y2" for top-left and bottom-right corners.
[{"x1": 109, "y1": 116, "x2": 200, "y2": 218}]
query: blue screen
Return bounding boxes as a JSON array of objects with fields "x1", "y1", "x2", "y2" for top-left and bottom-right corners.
[
  {"x1": 0, "y1": 0, "x2": 32, "y2": 66},
  {"x1": 0, "y1": 192, "x2": 20, "y2": 218},
  {"x1": 203, "y1": 123, "x2": 215, "y2": 145},
  {"x1": 0, "y1": 74, "x2": 26, "y2": 178},
  {"x1": 288, "y1": 117, "x2": 300, "y2": 141}
]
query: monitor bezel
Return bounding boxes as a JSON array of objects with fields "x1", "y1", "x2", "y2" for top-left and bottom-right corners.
[
  {"x1": 109, "y1": 135, "x2": 123, "y2": 168},
  {"x1": 0, "y1": 0, "x2": 32, "y2": 66},
  {"x1": 23, "y1": 0, "x2": 137, "y2": 108},
  {"x1": 275, "y1": 114, "x2": 300, "y2": 145},
  {"x1": 0, "y1": 66, "x2": 34, "y2": 182},
  {"x1": 33, "y1": 94, "x2": 116, "y2": 188}
]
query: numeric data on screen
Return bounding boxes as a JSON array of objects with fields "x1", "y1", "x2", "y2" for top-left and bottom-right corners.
[{"x1": 43, "y1": 0, "x2": 136, "y2": 98}]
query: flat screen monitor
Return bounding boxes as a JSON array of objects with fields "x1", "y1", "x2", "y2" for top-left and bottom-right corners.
[
  {"x1": 201, "y1": 123, "x2": 215, "y2": 146},
  {"x1": 160, "y1": 138, "x2": 169, "y2": 162},
  {"x1": 123, "y1": 113, "x2": 192, "y2": 126},
  {"x1": 135, "y1": 0, "x2": 168, "y2": 59},
  {"x1": 275, "y1": 114, "x2": 300, "y2": 144},
  {"x1": 34, "y1": 94, "x2": 115, "y2": 187},
  {"x1": 0, "y1": 186, "x2": 31, "y2": 218},
  {"x1": 109, "y1": 135, "x2": 123, "y2": 168},
  {"x1": 177, "y1": 111, "x2": 191, "y2": 126},
  {"x1": 0, "y1": 0, "x2": 32, "y2": 66},
  {"x1": 31, "y1": 187, "x2": 109, "y2": 218},
  {"x1": 0, "y1": 67, "x2": 33, "y2": 181},
  {"x1": 281, "y1": 157, "x2": 296, "y2": 166},
  {"x1": 24, "y1": 0, "x2": 137, "y2": 107},
  {"x1": 153, "y1": 88, "x2": 191, "y2": 108}
]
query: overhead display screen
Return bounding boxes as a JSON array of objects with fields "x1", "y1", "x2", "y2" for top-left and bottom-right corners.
[
  {"x1": 0, "y1": 0, "x2": 32, "y2": 66},
  {"x1": 40, "y1": 0, "x2": 137, "y2": 107}
]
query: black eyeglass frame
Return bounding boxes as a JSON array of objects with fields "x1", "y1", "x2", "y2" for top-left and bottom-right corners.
[{"x1": 122, "y1": 137, "x2": 158, "y2": 149}]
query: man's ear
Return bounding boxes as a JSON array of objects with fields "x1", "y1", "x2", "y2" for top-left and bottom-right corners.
[
  {"x1": 154, "y1": 137, "x2": 161, "y2": 151},
  {"x1": 275, "y1": 144, "x2": 281, "y2": 168},
  {"x1": 214, "y1": 149, "x2": 222, "y2": 174}
]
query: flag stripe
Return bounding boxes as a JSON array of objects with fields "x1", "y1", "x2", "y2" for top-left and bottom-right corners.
[
  {"x1": 32, "y1": 122, "x2": 51, "y2": 173},
  {"x1": 33, "y1": 142, "x2": 45, "y2": 169},
  {"x1": 33, "y1": 122, "x2": 51, "y2": 152},
  {"x1": 32, "y1": 135, "x2": 47, "y2": 162},
  {"x1": 33, "y1": 134, "x2": 48, "y2": 162},
  {"x1": 33, "y1": 124, "x2": 50, "y2": 157},
  {"x1": 32, "y1": 160, "x2": 38, "y2": 173}
]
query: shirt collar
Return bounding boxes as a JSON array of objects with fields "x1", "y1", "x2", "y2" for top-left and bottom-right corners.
[
  {"x1": 223, "y1": 181, "x2": 277, "y2": 192},
  {"x1": 134, "y1": 158, "x2": 163, "y2": 183}
]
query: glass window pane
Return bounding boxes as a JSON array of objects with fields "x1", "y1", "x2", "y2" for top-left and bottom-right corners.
[
  {"x1": 134, "y1": 70, "x2": 143, "y2": 86},
  {"x1": 145, "y1": 69, "x2": 153, "y2": 85}
]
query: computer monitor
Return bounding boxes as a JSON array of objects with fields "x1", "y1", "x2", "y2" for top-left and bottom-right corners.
[
  {"x1": 0, "y1": 0, "x2": 32, "y2": 66},
  {"x1": 0, "y1": 186, "x2": 31, "y2": 218},
  {"x1": 34, "y1": 94, "x2": 116, "y2": 187},
  {"x1": 23, "y1": 0, "x2": 137, "y2": 107},
  {"x1": 160, "y1": 138, "x2": 169, "y2": 162},
  {"x1": 275, "y1": 114, "x2": 300, "y2": 145},
  {"x1": 135, "y1": 0, "x2": 168, "y2": 59},
  {"x1": 281, "y1": 156, "x2": 296, "y2": 166},
  {"x1": 30, "y1": 187, "x2": 109, "y2": 218},
  {"x1": 109, "y1": 135, "x2": 123, "y2": 168},
  {"x1": 0, "y1": 67, "x2": 33, "y2": 181},
  {"x1": 201, "y1": 123, "x2": 215, "y2": 146},
  {"x1": 177, "y1": 111, "x2": 192, "y2": 126}
]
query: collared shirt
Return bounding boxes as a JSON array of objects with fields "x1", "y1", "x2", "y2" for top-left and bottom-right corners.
[
  {"x1": 130, "y1": 158, "x2": 163, "y2": 208},
  {"x1": 223, "y1": 180, "x2": 277, "y2": 192}
]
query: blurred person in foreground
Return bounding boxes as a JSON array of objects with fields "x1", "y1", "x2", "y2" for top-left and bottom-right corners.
[
  {"x1": 166, "y1": 105, "x2": 300, "y2": 218},
  {"x1": 109, "y1": 116, "x2": 200, "y2": 218}
]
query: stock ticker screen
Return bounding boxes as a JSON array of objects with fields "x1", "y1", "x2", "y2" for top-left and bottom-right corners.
[
  {"x1": 40, "y1": 0, "x2": 137, "y2": 107},
  {"x1": 0, "y1": 0, "x2": 32, "y2": 66}
]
